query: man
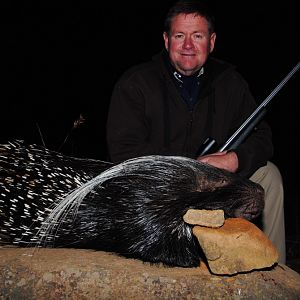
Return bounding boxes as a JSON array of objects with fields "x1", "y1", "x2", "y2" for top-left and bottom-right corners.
[{"x1": 106, "y1": 0, "x2": 285, "y2": 263}]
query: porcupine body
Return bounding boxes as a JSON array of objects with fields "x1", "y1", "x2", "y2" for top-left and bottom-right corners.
[{"x1": 0, "y1": 140, "x2": 264, "y2": 267}]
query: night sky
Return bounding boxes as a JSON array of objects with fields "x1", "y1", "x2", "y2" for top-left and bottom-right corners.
[{"x1": 1, "y1": 2, "x2": 299, "y2": 228}]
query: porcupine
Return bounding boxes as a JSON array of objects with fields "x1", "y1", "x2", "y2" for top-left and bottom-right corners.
[{"x1": 0, "y1": 140, "x2": 264, "y2": 267}]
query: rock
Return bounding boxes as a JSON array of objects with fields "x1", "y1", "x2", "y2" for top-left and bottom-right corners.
[
  {"x1": 193, "y1": 218, "x2": 279, "y2": 275},
  {"x1": 0, "y1": 248, "x2": 300, "y2": 299},
  {"x1": 183, "y1": 209, "x2": 225, "y2": 227}
]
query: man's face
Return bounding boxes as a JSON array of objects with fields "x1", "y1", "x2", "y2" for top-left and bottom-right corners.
[{"x1": 163, "y1": 13, "x2": 216, "y2": 76}]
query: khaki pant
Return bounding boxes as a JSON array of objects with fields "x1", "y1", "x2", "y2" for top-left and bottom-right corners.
[{"x1": 250, "y1": 161, "x2": 286, "y2": 264}]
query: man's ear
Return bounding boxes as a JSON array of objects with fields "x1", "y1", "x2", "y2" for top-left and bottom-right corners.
[
  {"x1": 209, "y1": 32, "x2": 216, "y2": 53},
  {"x1": 163, "y1": 32, "x2": 169, "y2": 51}
]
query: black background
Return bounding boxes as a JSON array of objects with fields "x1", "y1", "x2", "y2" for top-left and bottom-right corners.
[{"x1": 1, "y1": 1, "x2": 299, "y2": 235}]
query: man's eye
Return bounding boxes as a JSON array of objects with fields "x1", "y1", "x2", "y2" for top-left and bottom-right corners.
[
  {"x1": 174, "y1": 34, "x2": 184, "y2": 39},
  {"x1": 193, "y1": 34, "x2": 203, "y2": 40}
]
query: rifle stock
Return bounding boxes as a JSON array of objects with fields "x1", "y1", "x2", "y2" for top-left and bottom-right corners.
[{"x1": 197, "y1": 61, "x2": 299, "y2": 156}]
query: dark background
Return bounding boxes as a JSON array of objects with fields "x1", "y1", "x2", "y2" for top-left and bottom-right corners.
[{"x1": 1, "y1": 1, "x2": 299, "y2": 249}]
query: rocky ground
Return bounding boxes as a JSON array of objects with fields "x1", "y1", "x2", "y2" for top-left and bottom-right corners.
[{"x1": 1, "y1": 248, "x2": 300, "y2": 299}]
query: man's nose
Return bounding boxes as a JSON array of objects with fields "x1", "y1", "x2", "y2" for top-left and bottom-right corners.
[{"x1": 183, "y1": 36, "x2": 194, "y2": 49}]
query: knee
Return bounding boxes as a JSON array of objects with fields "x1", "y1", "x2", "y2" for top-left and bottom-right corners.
[
  {"x1": 265, "y1": 161, "x2": 283, "y2": 182},
  {"x1": 250, "y1": 161, "x2": 284, "y2": 196}
]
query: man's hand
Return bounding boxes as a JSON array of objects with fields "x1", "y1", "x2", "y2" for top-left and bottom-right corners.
[{"x1": 196, "y1": 151, "x2": 238, "y2": 173}]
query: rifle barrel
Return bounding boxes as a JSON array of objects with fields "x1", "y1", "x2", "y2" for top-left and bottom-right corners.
[{"x1": 219, "y1": 61, "x2": 300, "y2": 152}]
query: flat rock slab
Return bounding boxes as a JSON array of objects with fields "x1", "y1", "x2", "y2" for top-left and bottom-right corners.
[{"x1": 1, "y1": 248, "x2": 300, "y2": 299}]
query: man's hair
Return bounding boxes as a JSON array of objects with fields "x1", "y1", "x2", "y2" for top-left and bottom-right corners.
[{"x1": 164, "y1": 0, "x2": 215, "y2": 36}]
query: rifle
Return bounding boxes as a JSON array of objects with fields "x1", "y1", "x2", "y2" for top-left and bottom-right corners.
[{"x1": 197, "y1": 61, "x2": 300, "y2": 156}]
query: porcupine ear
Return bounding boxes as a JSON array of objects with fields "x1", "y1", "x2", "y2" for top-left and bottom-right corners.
[
  {"x1": 173, "y1": 190, "x2": 215, "y2": 212},
  {"x1": 177, "y1": 189, "x2": 233, "y2": 216}
]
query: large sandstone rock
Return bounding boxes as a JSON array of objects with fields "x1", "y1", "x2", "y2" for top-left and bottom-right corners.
[
  {"x1": 1, "y1": 248, "x2": 300, "y2": 299},
  {"x1": 193, "y1": 218, "x2": 279, "y2": 275}
]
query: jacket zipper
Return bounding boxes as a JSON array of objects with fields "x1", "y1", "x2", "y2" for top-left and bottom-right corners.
[{"x1": 186, "y1": 109, "x2": 194, "y2": 157}]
